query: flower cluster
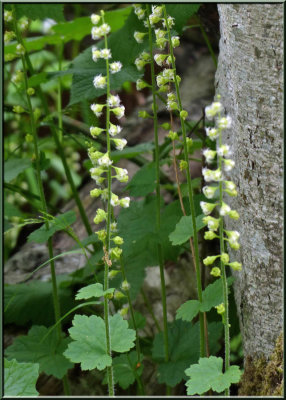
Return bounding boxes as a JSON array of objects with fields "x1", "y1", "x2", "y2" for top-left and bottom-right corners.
[
  {"x1": 88, "y1": 11, "x2": 130, "y2": 274},
  {"x1": 201, "y1": 98, "x2": 242, "y2": 284}
]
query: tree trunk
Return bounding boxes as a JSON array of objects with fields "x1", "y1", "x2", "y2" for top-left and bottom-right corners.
[{"x1": 215, "y1": 4, "x2": 283, "y2": 393}]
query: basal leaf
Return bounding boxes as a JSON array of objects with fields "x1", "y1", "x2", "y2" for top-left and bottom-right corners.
[
  {"x1": 112, "y1": 351, "x2": 144, "y2": 390},
  {"x1": 176, "y1": 300, "x2": 201, "y2": 322},
  {"x1": 126, "y1": 162, "x2": 156, "y2": 197},
  {"x1": 4, "y1": 158, "x2": 32, "y2": 182},
  {"x1": 169, "y1": 214, "x2": 206, "y2": 246},
  {"x1": 185, "y1": 356, "x2": 242, "y2": 395},
  {"x1": 4, "y1": 279, "x2": 75, "y2": 327},
  {"x1": 27, "y1": 210, "x2": 76, "y2": 243},
  {"x1": 4, "y1": 358, "x2": 39, "y2": 397},
  {"x1": 152, "y1": 320, "x2": 222, "y2": 387},
  {"x1": 64, "y1": 314, "x2": 135, "y2": 371},
  {"x1": 5, "y1": 326, "x2": 73, "y2": 379},
  {"x1": 75, "y1": 283, "x2": 115, "y2": 300}
]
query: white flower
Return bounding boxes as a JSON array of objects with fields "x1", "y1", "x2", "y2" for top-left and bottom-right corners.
[
  {"x1": 93, "y1": 74, "x2": 106, "y2": 89},
  {"x1": 202, "y1": 168, "x2": 214, "y2": 182},
  {"x1": 111, "y1": 222, "x2": 117, "y2": 231},
  {"x1": 114, "y1": 167, "x2": 129, "y2": 182},
  {"x1": 91, "y1": 26, "x2": 102, "y2": 40},
  {"x1": 203, "y1": 185, "x2": 218, "y2": 199},
  {"x1": 91, "y1": 14, "x2": 100, "y2": 24},
  {"x1": 218, "y1": 116, "x2": 232, "y2": 129},
  {"x1": 217, "y1": 144, "x2": 231, "y2": 157},
  {"x1": 203, "y1": 148, "x2": 217, "y2": 163},
  {"x1": 109, "y1": 123, "x2": 122, "y2": 136},
  {"x1": 98, "y1": 153, "x2": 113, "y2": 167},
  {"x1": 92, "y1": 46, "x2": 101, "y2": 62},
  {"x1": 205, "y1": 127, "x2": 219, "y2": 141},
  {"x1": 20, "y1": 19, "x2": 29, "y2": 31},
  {"x1": 112, "y1": 106, "x2": 125, "y2": 119},
  {"x1": 100, "y1": 23, "x2": 111, "y2": 35},
  {"x1": 120, "y1": 197, "x2": 130, "y2": 208},
  {"x1": 171, "y1": 36, "x2": 180, "y2": 48},
  {"x1": 113, "y1": 138, "x2": 127, "y2": 151},
  {"x1": 152, "y1": 5, "x2": 163, "y2": 17},
  {"x1": 220, "y1": 202, "x2": 231, "y2": 216},
  {"x1": 135, "y1": 57, "x2": 145, "y2": 70},
  {"x1": 108, "y1": 95, "x2": 121, "y2": 108},
  {"x1": 162, "y1": 68, "x2": 174, "y2": 80},
  {"x1": 134, "y1": 5, "x2": 145, "y2": 20},
  {"x1": 212, "y1": 169, "x2": 222, "y2": 181},
  {"x1": 90, "y1": 103, "x2": 105, "y2": 117},
  {"x1": 205, "y1": 102, "x2": 223, "y2": 119},
  {"x1": 223, "y1": 159, "x2": 235, "y2": 171},
  {"x1": 155, "y1": 29, "x2": 166, "y2": 39},
  {"x1": 100, "y1": 48, "x2": 111, "y2": 59},
  {"x1": 162, "y1": 16, "x2": 175, "y2": 28},
  {"x1": 42, "y1": 18, "x2": 57, "y2": 34},
  {"x1": 224, "y1": 181, "x2": 236, "y2": 191},
  {"x1": 154, "y1": 54, "x2": 166, "y2": 67},
  {"x1": 111, "y1": 194, "x2": 120, "y2": 206},
  {"x1": 200, "y1": 201, "x2": 217, "y2": 215},
  {"x1": 110, "y1": 61, "x2": 122, "y2": 74},
  {"x1": 226, "y1": 230, "x2": 240, "y2": 244},
  {"x1": 16, "y1": 44, "x2": 25, "y2": 55}
]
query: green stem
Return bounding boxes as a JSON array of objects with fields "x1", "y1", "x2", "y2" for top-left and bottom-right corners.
[
  {"x1": 146, "y1": 5, "x2": 169, "y2": 367},
  {"x1": 218, "y1": 125, "x2": 230, "y2": 396},
  {"x1": 163, "y1": 5, "x2": 206, "y2": 358},
  {"x1": 102, "y1": 12, "x2": 114, "y2": 396},
  {"x1": 57, "y1": 41, "x2": 64, "y2": 143}
]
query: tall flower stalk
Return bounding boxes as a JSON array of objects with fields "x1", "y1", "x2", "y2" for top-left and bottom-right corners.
[
  {"x1": 88, "y1": 10, "x2": 130, "y2": 396},
  {"x1": 202, "y1": 97, "x2": 241, "y2": 395}
]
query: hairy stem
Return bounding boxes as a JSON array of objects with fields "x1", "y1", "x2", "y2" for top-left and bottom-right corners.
[
  {"x1": 147, "y1": 5, "x2": 169, "y2": 368},
  {"x1": 102, "y1": 12, "x2": 114, "y2": 396},
  {"x1": 163, "y1": 5, "x2": 206, "y2": 358}
]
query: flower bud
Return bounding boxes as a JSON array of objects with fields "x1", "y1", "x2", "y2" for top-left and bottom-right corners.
[
  {"x1": 13, "y1": 105, "x2": 25, "y2": 113},
  {"x1": 200, "y1": 201, "x2": 217, "y2": 215},
  {"x1": 228, "y1": 210, "x2": 240, "y2": 220},
  {"x1": 203, "y1": 185, "x2": 218, "y2": 199},
  {"x1": 16, "y1": 44, "x2": 25, "y2": 55},
  {"x1": 119, "y1": 306, "x2": 129, "y2": 317},
  {"x1": 90, "y1": 188, "x2": 102, "y2": 198},
  {"x1": 96, "y1": 229, "x2": 107, "y2": 242},
  {"x1": 138, "y1": 110, "x2": 151, "y2": 119},
  {"x1": 120, "y1": 197, "x2": 130, "y2": 208},
  {"x1": 33, "y1": 108, "x2": 41, "y2": 121},
  {"x1": 204, "y1": 230, "x2": 217, "y2": 240},
  {"x1": 90, "y1": 126, "x2": 104, "y2": 137},
  {"x1": 161, "y1": 122, "x2": 171, "y2": 131},
  {"x1": 108, "y1": 270, "x2": 121, "y2": 279},
  {"x1": 25, "y1": 134, "x2": 33, "y2": 143},
  {"x1": 94, "y1": 208, "x2": 107, "y2": 224},
  {"x1": 203, "y1": 216, "x2": 220, "y2": 231},
  {"x1": 113, "y1": 236, "x2": 124, "y2": 245},
  {"x1": 134, "y1": 31, "x2": 146, "y2": 43},
  {"x1": 228, "y1": 261, "x2": 242, "y2": 271},
  {"x1": 110, "y1": 247, "x2": 122, "y2": 259},
  {"x1": 220, "y1": 252, "x2": 229, "y2": 264},
  {"x1": 210, "y1": 267, "x2": 221, "y2": 277},
  {"x1": 180, "y1": 110, "x2": 188, "y2": 120},
  {"x1": 179, "y1": 160, "x2": 188, "y2": 171},
  {"x1": 27, "y1": 87, "x2": 35, "y2": 96},
  {"x1": 171, "y1": 36, "x2": 180, "y2": 48},
  {"x1": 203, "y1": 255, "x2": 219, "y2": 266},
  {"x1": 114, "y1": 290, "x2": 126, "y2": 300},
  {"x1": 4, "y1": 31, "x2": 15, "y2": 43},
  {"x1": 167, "y1": 130, "x2": 179, "y2": 141},
  {"x1": 91, "y1": 14, "x2": 101, "y2": 25},
  {"x1": 121, "y1": 280, "x2": 130, "y2": 292},
  {"x1": 136, "y1": 79, "x2": 149, "y2": 91},
  {"x1": 215, "y1": 303, "x2": 225, "y2": 314}
]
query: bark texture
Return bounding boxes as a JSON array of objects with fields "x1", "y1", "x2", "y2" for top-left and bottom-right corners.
[{"x1": 215, "y1": 4, "x2": 283, "y2": 359}]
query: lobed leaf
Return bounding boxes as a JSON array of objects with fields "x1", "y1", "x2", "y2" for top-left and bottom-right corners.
[
  {"x1": 4, "y1": 158, "x2": 32, "y2": 182},
  {"x1": 64, "y1": 314, "x2": 135, "y2": 371},
  {"x1": 4, "y1": 358, "x2": 39, "y2": 397},
  {"x1": 112, "y1": 351, "x2": 144, "y2": 390},
  {"x1": 185, "y1": 356, "x2": 242, "y2": 395},
  {"x1": 126, "y1": 162, "x2": 156, "y2": 197},
  {"x1": 5, "y1": 326, "x2": 73, "y2": 379}
]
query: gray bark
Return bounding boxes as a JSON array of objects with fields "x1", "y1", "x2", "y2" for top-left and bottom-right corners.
[{"x1": 215, "y1": 5, "x2": 283, "y2": 359}]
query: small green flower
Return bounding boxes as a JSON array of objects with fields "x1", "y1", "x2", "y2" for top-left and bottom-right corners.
[
  {"x1": 220, "y1": 252, "x2": 230, "y2": 264},
  {"x1": 215, "y1": 303, "x2": 225, "y2": 314},
  {"x1": 228, "y1": 261, "x2": 242, "y2": 271},
  {"x1": 110, "y1": 247, "x2": 122, "y2": 259},
  {"x1": 179, "y1": 160, "x2": 188, "y2": 171},
  {"x1": 113, "y1": 236, "x2": 124, "y2": 245},
  {"x1": 210, "y1": 267, "x2": 221, "y2": 277},
  {"x1": 180, "y1": 110, "x2": 188, "y2": 120},
  {"x1": 94, "y1": 208, "x2": 107, "y2": 224},
  {"x1": 203, "y1": 255, "x2": 219, "y2": 266}
]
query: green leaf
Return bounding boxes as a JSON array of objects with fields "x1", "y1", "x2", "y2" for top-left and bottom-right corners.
[
  {"x1": 4, "y1": 358, "x2": 39, "y2": 397},
  {"x1": 53, "y1": 7, "x2": 132, "y2": 42},
  {"x1": 166, "y1": 4, "x2": 201, "y2": 33},
  {"x1": 169, "y1": 214, "x2": 206, "y2": 246},
  {"x1": 185, "y1": 356, "x2": 242, "y2": 395},
  {"x1": 14, "y1": 4, "x2": 65, "y2": 21},
  {"x1": 5, "y1": 326, "x2": 73, "y2": 379},
  {"x1": 4, "y1": 279, "x2": 75, "y2": 326},
  {"x1": 201, "y1": 277, "x2": 234, "y2": 312},
  {"x1": 112, "y1": 351, "x2": 144, "y2": 389},
  {"x1": 176, "y1": 300, "x2": 201, "y2": 322},
  {"x1": 128, "y1": 311, "x2": 146, "y2": 330},
  {"x1": 111, "y1": 142, "x2": 154, "y2": 162},
  {"x1": 27, "y1": 210, "x2": 76, "y2": 243},
  {"x1": 176, "y1": 278, "x2": 235, "y2": 321},
  {"x1": 152, "y1": 320, "x2": 222, "y2": 387},
  {"x1": 64, "y1": 314, "x2": 136, "y2": 371},
  {"x1": 126, "y1": 162, "x2": 156, "y2": 197},
  {"x1": 75, "y1": 283, "x2": 115, "y2": 300},
  {"x1": 4, "y1": 158, "x2": 32, "y2": 182}
]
